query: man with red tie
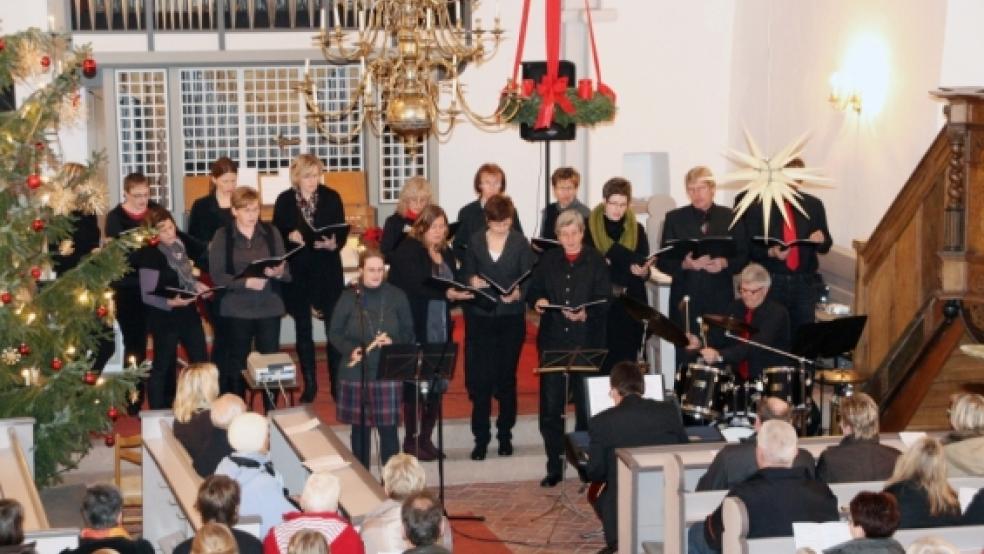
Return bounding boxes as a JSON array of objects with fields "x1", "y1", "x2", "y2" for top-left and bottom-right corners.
[
  {"x1": 694, "y1": 263, "x2": 790, "y2": 383},
  {"x1": 741, "y1": 157, "x2": 833, "y2": 338}
]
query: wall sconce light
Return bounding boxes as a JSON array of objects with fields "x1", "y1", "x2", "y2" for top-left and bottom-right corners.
[{"x1": 829, "y1": 72, "x2": 862, "y2": 114}]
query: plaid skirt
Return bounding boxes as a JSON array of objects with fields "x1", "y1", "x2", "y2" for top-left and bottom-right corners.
[{"x1": 336, "y1": 379, "x2": 402, "y2": 427}]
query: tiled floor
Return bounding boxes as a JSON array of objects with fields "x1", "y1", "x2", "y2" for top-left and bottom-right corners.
[{"x1": 443, "y1": 479, "x2": 607, "y2": 553}]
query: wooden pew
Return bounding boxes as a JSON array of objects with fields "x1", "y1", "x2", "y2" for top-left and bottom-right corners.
[
  {"x1": 616, "y1": 433, "x2": 908, "y2": 554},
  {"x1": 268, "y1": 406, "x2": 386, "y2": 524},
  {"x1": 722, "y1": 495, "x2": 984, "y2": 554}
]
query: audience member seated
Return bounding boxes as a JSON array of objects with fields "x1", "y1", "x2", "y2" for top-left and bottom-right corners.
[
  {"x1": 287, "y1": 530, "x2": 328, "y2": 554},
  {"x1": 696, "y1": 397, "x2": 816, "y2": 491},
  {"x1": 824, "y1": 492, "x2": 904, "y2": 554},
  {"x1": 401, "y1": 491, "x2": 450, "y2": 554},
  {"x1": 62, "y1": 484, "x2": 154, "y2": 554},
  {"x1": 173, "y1": 475, "x2": 263, "y2": 554},
  {"x1": 263, "y1": 472, "x2": 363, "y2": 554},
  {"x1": 904, "y1": 536, "x2": 960, "y2": 554},
  {"x1": 190, "y1": 522, "x2": 237, "y2": 554},
  {"x1": 883, "y1": 437, "x2": 963, "y2": 529},
  {"x1": 942, "y1": 393, "x2": 984, "y2": 477},
  {"x1": 963, "y1": 488, "x2": 984, "y2": 524},
  {"x1": 689, "y1": 420, "x2": 838, "y2": 554},
  {"x1": 816, "y1": 393, "x2": 901, "y2": 483},
  {"x1": 214, "y1": 413, "x2": 295, "y2": 536},
  {"x1": 209, "y1": 393, "x2": 247, "y2": 447},
  {"x1": 0, "y1": 499, "x2": 34, "y2": 554},
  {"x1": 360, "y1": 454, "x2": 452, "y2": 554},
  {"x1": 585, "y1": 361, "x2": 688, "y2": 553},
  {"x1": 172, "y1": 363, "x2": 226, "y2": 477}
]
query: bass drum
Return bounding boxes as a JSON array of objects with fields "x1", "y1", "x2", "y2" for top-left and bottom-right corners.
[
  {"x1": 763, "y1": 366, "x2": 811, "y2": 407},
  {"x1": 679, "y1": 363, "x2": 732, "y2": 422}
]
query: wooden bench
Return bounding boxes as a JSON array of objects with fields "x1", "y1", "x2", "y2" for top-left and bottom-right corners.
[
  {"x1": 141, "y1": 410, "x2": 262, "y2": 552},
  {"x1": 0, "y1": 418, "x2": 80, "y2": 553},
  {"x1": 616, "y1": 433, "x2": 910, "y2": 554},
  {"x1": 268, "y1": 406, "x2": 386, "y2": 524},
  {"x1": 722, "y1": 496, "x2": 984, "y2": 554}
]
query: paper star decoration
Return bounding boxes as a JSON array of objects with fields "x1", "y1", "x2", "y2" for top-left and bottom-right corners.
[{"x1": 720, "y1": 129, "x2": 831, "y2": 234}]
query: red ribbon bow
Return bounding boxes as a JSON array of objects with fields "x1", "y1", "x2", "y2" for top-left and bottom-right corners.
[{"x1": 534, "y1": 76, "x2": 575, "y2": 129}]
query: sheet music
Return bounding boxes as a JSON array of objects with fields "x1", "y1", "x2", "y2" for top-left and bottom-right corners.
[
  {"x1": 899, "y1": 431, "x2": 928, "y2": 449},
  {"x1": 585, "y1": 374, "x2": 664, "y2": 417},
  {"x1": 960, "y1": 487, "x2": 980, "y2": 513},
  {"x1": 792, "y1": 521, "x2": 852, "y2": 551},
  {"x1": 302, "y1": 454, "x2": 350, "y2": 472},
  {"x1": 283, "y1": 417, "x2": 320, "y2": 435}
]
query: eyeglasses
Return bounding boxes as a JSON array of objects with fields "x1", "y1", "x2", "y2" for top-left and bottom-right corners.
[{"x1": 739, "y1": 286, "x2": 765, "y2": 295}]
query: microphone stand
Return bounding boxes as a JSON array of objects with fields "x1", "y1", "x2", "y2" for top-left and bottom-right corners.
[{"x1": 354, "y1": 284, "x2": 372, "y2": 469}]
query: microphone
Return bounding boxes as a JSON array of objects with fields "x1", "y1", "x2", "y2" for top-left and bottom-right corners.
[{"x1": 416, "y1": 348, "x2": 426, "y2": 398}]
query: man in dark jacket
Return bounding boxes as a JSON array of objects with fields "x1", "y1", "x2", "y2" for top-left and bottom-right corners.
[
  {"x1": 817, "y1": 392, "x2": 900, "y2": 483},
  {"x1": 696, "y1": 397, "x2": 816, "y2": 491},
  {"x1": 62, "y1": 484, "x2": 153, "y2": 554},
  {"x1": 586, "y1": 362, "x2": 689, "y2": 553},
  {"x1": 689, "y1": 420, "x2": 839, "y2": 553}
]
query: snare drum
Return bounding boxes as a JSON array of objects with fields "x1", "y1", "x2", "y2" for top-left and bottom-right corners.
[
  {"x1": 726, "y1": 379, "x2": 762, "y2": 418},
  {"x1": 680, "y1": 363, "x2": 731, "y2": 421},
  {"x1": 763, "y1": 367, "x2": 810, "y2": 407}
]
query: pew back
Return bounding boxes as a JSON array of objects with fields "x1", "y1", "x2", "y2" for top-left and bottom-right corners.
[
  {"x1": 25, "y1": 528, "x2": 81, "y2": 554},
  {"x1": 0, "y1": 418, "x2": 48, "y2": 531},
  {"x1": 140, "y1": 410, "x2": 204, "y2": 548}
]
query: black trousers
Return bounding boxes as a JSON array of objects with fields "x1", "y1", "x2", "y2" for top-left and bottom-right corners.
[
  {"x1": 225, "y1": 316, "x2": 281, "y2": 398},
  {"x1": 602, "y1": 302, "x2": 644, "y2": 374},
  {"x1": 113, "y1": 285, "x2": 148, "y2": 406},
  {"x1": 766, "y1": 272, "x2": 824, "y2": 339},
  {"x1": 146, "y1": 307, "x2": 208, "y2": 409},
  {"x1": 538, "y1": 371, "x2": 588, "y2": 476},
  {"x1": 464, "y1": 312, "x2": 525, "y2": 445},
  {"x1": 351, "y1": 424, "x2": 399, "y2": 469},
  {"x1": 283, "y1": 280, "x2": 341, "y2": 399},
  {"x1": 204, "y1": 295, "x2": 230, "y2": 380}
]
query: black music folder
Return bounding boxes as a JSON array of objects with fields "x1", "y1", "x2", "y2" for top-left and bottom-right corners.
[
  {"x1": 531, "y1": 237, "x2": 561, "y2": 252},
  {"x1": 540, "y1": 299, "x2": 606, "y2": 312},
  {"x1": 163, "y1": 285, "x2": 225, "y2": 300},
  {"x1": 479, "y1": 269, "x2": 533, "y2": 297},
  {"x1": 235, "y1": 244, "x2": 303, "y2": 279},
  {"x1": 426, "y1": 276, "x2": 498, "y2": 311},
  {"x1": 752, "y1": 236, "x2": 819, "y2": 250},
  {"x1": 661, "y1": 236, "x2": 735, "y2": 259},
  {"x1": 297, "y1": 218, "x2": 350, "y2": 244}
]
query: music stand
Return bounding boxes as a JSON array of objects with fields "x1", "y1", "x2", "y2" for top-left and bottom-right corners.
[{"x1": 533, "y1": 347, "x2": 606, "y2": 521}]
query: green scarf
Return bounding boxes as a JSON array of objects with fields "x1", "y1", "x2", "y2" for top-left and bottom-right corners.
[{"x1": 588, "y1": 203, "x2": 637, "y2": 254}]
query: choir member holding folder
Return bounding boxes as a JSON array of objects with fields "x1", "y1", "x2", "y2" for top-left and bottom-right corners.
[
  {"x1": 388, "y1": 205, "x2": 473, "y2": 461},
  {"x1": 137, "y1": 206, "x2": 209, "y2": 409},
  {"x1": 459, "y1": 194, "x2": 535, "y2": 461},
  {"x1": 209, "y1": 187, "x2": 291, "y2": 396},
  {"x1": 586, "y1": 177, "x2": 653, "y2": 373},
  {"x1": 529, "y1": 209, "x2": 610, "y2": 487},
  {"x1": 380, "y1": 176, "x2": 432, "y2": 258},
  {"x1": 657, "y1": 166, "x2": 747, "y2": 365},
  {"x1": 273, "y1": 154, "x2": 348, "y2": 403},
  {"x1": 452, "y1": 163, "x2": 523, "y2": 263}
]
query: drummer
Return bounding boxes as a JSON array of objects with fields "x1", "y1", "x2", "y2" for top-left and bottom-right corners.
[{"x1": 688, "y1": 263, "x2": 790, "y2": 383}]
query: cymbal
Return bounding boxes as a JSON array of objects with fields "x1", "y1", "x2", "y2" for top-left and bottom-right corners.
[
  {"x1": 816, "y1": 369, "x2": 868, "y2": 385},
  {"x1": 618, "y1": 296, "x2": 689, "y2": 347},
  {"x1": 703, "y1": 313, "x2": 758, "y2": 335}
]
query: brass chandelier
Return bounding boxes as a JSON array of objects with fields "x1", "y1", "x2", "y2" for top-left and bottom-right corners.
[{"x1": 297, "y1": 0, "x2": 517, "y2": 146}]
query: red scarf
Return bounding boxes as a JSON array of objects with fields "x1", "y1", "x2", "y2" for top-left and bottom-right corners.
[
  {"x1": 736, "y1": 308, "x2": 754, "y2": 380},
  {"x1": 565, "y1": 251, "x2": 580, "y2": 263}
]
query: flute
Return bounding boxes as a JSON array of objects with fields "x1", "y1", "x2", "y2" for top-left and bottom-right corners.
[
  {"x1": 347, "y1": 332, "x2": 388, "y2": 367},
  {"x1": 683, "y1": 295, "x2": 691, "y2": 335}
]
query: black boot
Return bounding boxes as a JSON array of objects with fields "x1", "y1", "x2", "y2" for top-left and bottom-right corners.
[{"x1": 300, "y1": 367, "x2": 318, "y2": 403}]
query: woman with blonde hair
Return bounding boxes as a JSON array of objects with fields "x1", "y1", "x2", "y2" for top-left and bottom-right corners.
[
  {"x1": 943, "y1": 393, "x2": 984, "y2": 476},
  {"x1": 172, "y1": 364, "x2": 229, "y2": 477},
  {"x1": 190, "y1": 522, "x2": 238, "y2": 554},
  {"x1": 272, "y1": 154, "x2": 347, "y2": 403},
  {"x1": 360, "y1": 454, "x2": 452, "y2": 553},
  {"x1": 381, "y1": 176, "x2": 432, "y2": 258},
  {"x1": 883, "y1": 437, "x2": 962, "y2": 528},
  {"x1": 286, "y1": 530, "x2": 327, "y2": 554}
]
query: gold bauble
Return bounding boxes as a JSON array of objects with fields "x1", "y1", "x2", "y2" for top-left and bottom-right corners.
[{"x1": 386, "y1": 92, "x2": 432, "y2": 136}]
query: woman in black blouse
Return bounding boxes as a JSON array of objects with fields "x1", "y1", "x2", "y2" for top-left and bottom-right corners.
[
  {"x1": 272, "y1": 154, "x2": 347, "y2": 403},
  {"x1": 529, "y1": 209, "x2": 610, "y2": 486},
  {"x1": 460, "y1": 194, "x2": 535, "y2": 461},
  {"x1": 388, "y1": 205, "x2": 473, "y2": 461},
  {"x1": 452, "y1": 163, "x2": 523, "y2": 264},
  {"x1": 187, "y1": 157, "x2": 238, "y2": 375},
  {"x1": 137, "y1": 206, "x2": 210, "y2": 409},
  {"x1": 883, "y1": 437, "x2": 965, "y2": 529},
  {"x1": 380, "y1": 176, "x2": 432, "y2": 259},
  {"x1": 586, "y1": 177, "x2": 653, "y2": 374}
]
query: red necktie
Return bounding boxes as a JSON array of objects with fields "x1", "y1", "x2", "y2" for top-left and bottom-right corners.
[
  {"x1": 736, "y1": 308, "x2": 754, "y2": 380},
  {"x1": 783, "y1": 201, "x2": 800, "y2": 271}
]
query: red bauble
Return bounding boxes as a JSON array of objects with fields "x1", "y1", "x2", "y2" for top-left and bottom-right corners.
[
  {"x1": 107, "y1": 406, "x2": 120, "y2": 421},
  {"x1": 29, "y1": 267, "x2": 42, "y2": 280},
  {"x1": 50, "y1": 358, "x2": 63, "y2": 371},
  {"x1": 104, "y1": 434, "x2": 115, "y2": 447},
  {"x1": 40, "y1": 55, "x2": 51, "y2": 70},
  {"x1": 147, "y1": 235, "x2": 160, "y2": 247},
  {"x1": 0, "y1": 292, "x2": 11, "y2": 304},
  {"x1": 26, "y1": 174, "x2": 42, "y2": 189},
  {"x1": 82, "y1": 58, "x2": 97, "y2": 79},
  {"x1": 95, "y1": 305, "x2": 108, "y2": 318},
  {"x1": 83, "y1": 371, "x2": 97, "y2": 385},
  {"x1": 31, "y1": 219, "x2": 45, "y2": 232},
  {"x1": 34, "y1": 142, "x2": 44, "y2": 152},
  {"x1": 0, "y1": 38, "x2": 6, "y2": 52},
  {"x1": 18, "y1": 343, "x2": 30, "y2": 356}
]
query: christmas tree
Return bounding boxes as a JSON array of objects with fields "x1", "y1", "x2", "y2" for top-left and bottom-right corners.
[{"x1": 0, "y1": 29, "x2": 146, "y2": 486}]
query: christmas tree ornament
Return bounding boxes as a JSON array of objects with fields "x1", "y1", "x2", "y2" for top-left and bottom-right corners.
[
  {"x1": 58, "y1": 239, "x2": 74, "y2": 256},
  {"x1": 107, "y1": 406, "x2": 119, "y2": 420},
  {"x1": 104, "y1": 434, "x2": 115, "y2": 447},
  {"x1": 50, "y1": 357, "x2": 63, "y2": 371},
  {"x1": 18, "y1": 343, "x2": 31, "y2": 356},
  {"x1": 82, "y1": 57, "x2": 97, "y2": 78},
  {"x1": 83, "y1": 371, "x2": 97, "y2": 385},
  {"x1": 147, "y1": 235, "x2": 160, "y2": 247},
  {"x1": 0, "y1": 38, "x2": 5, "y2": 52},
  {"x1": 0, "y1": 291, "x2": 11, "y2": 304},
  {"x1": 30, "y1": 267, "x2": 42, "y2": 280},
  {"x1": 40, "y1": 55, "x2": 51, "y2": 71},
  {"x1": 26, "y1": 174, "x2": 42, "y2": 189},
  {"x1": 34, "y1": 142, "x2": 44, "y2": 152},
  {"x1": 95, "y1": 305, "x2": 108, "y2": 318},
  {"x1": 31, "y1": 218, "x2": 45, "y2": 232},
  {"x1": 2, "y1": 347, "x2": 21, "y2": 365}
]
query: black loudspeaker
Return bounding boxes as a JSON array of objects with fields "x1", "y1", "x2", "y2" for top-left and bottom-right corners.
[{"x1": 520, "y1": 60, "x2": 576, "y2": 142}]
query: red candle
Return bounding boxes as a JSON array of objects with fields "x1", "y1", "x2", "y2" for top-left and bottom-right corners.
[
  {"x1": 578, "y1": 78, "x2": 593, "y2": 100},
  {"x1": 521, "y1": 79, "x2": 535, "y2": 97}
]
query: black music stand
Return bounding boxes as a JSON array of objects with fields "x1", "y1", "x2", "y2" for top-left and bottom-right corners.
[
  {"x1": 533, "y1": 348, "x2": 606, "y2": 521},
  {"x1": 378, "y1": 343, "x2": 482, "y2": 522}
]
